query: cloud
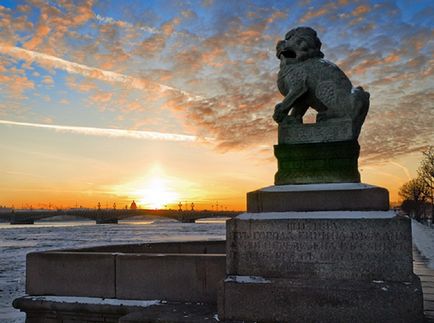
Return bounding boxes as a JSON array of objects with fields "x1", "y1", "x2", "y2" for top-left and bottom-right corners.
[
  {"x1": 0, "y1": 0, "x2": 433, "y2": 165},
  {"x1": 0, "y1": 45, "x2": 201, "y2": 100},
  {"x1": 0, "y1": 58, "x2": 35, "y2": 100},
  {"x1": 0, "y1": 119, "x2": 209, "y2": 143}
]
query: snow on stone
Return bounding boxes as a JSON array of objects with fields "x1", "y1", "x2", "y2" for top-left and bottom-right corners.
[
  {"x1": 260, "y1": 183, "x2": 377, "y2": 192},
  {"x1": 224, "y1": 275, "x2": 271, "y2": 284},
  {"x1": 238, "y1": 210, "x2": 396, "y2": 220},
  {"x1": 412, "y1": 219, "x2": 434, "y2": 269},
  {"x1": 28, "y1": 296, "x2": 160, "y2": 307},
  {"x1": 319, "y1": 58, "x2": 338, "y2": 68}
]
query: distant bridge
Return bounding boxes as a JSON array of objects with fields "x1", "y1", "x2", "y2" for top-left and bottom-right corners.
[{"x1": 6, "y1": 209, "x2": 242, "y2": 224}]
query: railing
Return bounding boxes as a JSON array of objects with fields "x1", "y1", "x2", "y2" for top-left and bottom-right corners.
[{"x1": 3, "y1": 209, "x2": 242, "y2": 224}]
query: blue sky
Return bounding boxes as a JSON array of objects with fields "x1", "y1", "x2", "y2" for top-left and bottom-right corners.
[{"x1": 0, "y1": 0, "x2": 433, "y2": 208}]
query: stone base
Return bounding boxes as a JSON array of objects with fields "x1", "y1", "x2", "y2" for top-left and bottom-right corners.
[
  {"x1": 219, "y1": 276, "x2": 423, "y2": 322},
  {"x1": 220, "y1": 213, "x2": 424, "y2": 322},
  {"x1": 274, "y1": 140, "x2": 360, "y2": 185},
  {"x1": 13, "y1": 296, "x2": 218, "y2": 323},
  {"x1": 278, "y1": 118, "x2": 354, "y2": 145},
  {"x1": 247, "y1": 183, "x2": 389, "y2": 212}
]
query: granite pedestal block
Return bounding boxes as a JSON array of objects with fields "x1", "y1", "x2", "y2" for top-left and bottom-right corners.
[
  {"x1": 247, "y1": 183, "x2": 389, "y2": 213},
  {"x1": 220, "y1": 276, "x2": 423, "y2": 322},
  {"x1": 219, "y1": 212, "x2": 424, "y2": 322},
  {"x1": 274, "y1": 140, "x2": 360, "y2": 185}
]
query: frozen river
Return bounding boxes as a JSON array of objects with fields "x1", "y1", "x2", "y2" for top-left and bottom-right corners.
[{"x1": 0, "y1": 218, "x2": 226, "y2": 322}]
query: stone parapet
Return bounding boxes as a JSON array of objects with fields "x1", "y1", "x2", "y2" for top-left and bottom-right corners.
[
  {"x1": 116, "y1": 254, "x2": 225, "y2": 303},
  {"x1": 24, "y1": 241, "x2": 225, "y2": 304}
]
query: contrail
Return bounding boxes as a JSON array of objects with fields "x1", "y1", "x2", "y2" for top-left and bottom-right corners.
[
  {"x1": 0, "y1": 45, "x2": 204, "y2": 102},
  {"x1": 0, "y1": 119, "x2": 206, "y2": 142},
  {"x1": 96, "y1": 14, "x2": 158, "y2": 34},
  {"x1": 389, "y1": 161, "x2": 412, "y2": 181}
]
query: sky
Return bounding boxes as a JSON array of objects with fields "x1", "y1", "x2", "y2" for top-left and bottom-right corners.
[{"x1": 0, "y1": 0, "x2": 433, "y2": 210}]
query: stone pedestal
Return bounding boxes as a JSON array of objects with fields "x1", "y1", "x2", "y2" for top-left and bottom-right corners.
[
  {"x1": 274, "y1": 140, "x2": 360, "y2": 185},
  {"x1": 247, "y1": 183, "x2": 389, "y2": 212},
  {"x1": 218, "y1": 186, "x2": 424, "y2": 322}
]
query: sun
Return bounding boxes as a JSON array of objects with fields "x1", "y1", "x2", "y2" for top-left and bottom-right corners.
[{"x1": 137, "y1": 177, "x2": 179, "y2": 209}]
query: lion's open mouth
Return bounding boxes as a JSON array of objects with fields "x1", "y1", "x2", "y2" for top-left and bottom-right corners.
[{"x1": 281, "y1": 49, "x2": 296, "y2": 59}]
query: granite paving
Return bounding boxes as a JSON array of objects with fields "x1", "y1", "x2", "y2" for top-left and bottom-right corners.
[{"x1": 414, "y1": 246, "x2": 434, "y2": 322}]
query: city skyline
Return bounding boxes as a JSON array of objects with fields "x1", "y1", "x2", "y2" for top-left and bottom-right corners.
[{"x1": 1, "y1": 0, "x2": 433, "y2": 210}]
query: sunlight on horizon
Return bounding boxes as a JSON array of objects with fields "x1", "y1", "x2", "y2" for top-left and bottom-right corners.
[
  {"x1": 136, "y1": 176, "x2": 180, "y2": 209},
  {"x1": 113, "y1": 164, "x2": 181, "y2": 209}
]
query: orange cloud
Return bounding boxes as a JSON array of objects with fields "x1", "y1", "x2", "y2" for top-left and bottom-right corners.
[
  {"x1": 89, "y1": 90, "x2": 113, "y2": 104},
  {"x1": 23, "y1": 23, "x2": 50, "y2": 50},
  {"x1": 299, "y1": 7, "x2": 330, "y2": 23},
  {"x1": 352, "y1": 5, "x2": 371, "y2": 17},
  {"x1": 41, "y1": 75, "x2": 54, "y2": 85},
  {"x1": 384, "y1": 54, "x2": 400, "y2": 64}
]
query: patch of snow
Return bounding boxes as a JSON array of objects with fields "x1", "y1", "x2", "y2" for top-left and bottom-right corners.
[
  {"x1": 372, "y1": 280, "x2": 384, "y2": 284},
  {"x1": 238, "y1": 210, "x2": 396, "y2": 220},
  {"x1": 224, "y1": 275, "x2": 271, "y2": 284},
  {"x1": 259, "y1": 183, "x2": 378, "y2": 192},
  {"x1": 213, "y1": 313, "x2": 220, "y2": 321},
  {"x1": 28, "y1": 296, "x2": 160, "y2": 307},
  {"x1": 412, "y1": 219, "x2": 434, "y2": 269},
  {"x1": 381, "y1": 287, "x2": 388, "y2": 291}
]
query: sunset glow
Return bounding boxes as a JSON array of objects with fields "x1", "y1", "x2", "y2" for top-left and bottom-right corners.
[
  {"x1": 129, "y1": 166, "x2": 180, "y2": 209},
  {"x1": 136, "y1": 177, "x2": 180, "y2": 209},
  {"x1": 0, "y1": 0, "x2": 433, "y2": 210}
]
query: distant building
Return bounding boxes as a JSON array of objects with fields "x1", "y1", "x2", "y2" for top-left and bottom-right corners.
[{"x1": 130, "y1": 201, "x2": 137, "y2": 210}]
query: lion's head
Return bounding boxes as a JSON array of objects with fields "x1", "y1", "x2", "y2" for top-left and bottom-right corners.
[{"x1": 276, "y1": 27, "x2": 324, "y2": 63}]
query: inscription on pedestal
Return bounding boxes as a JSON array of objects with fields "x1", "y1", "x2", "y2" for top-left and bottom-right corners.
[{"x1": 227, "y1": 218, "x2": 413, "y2": 281}]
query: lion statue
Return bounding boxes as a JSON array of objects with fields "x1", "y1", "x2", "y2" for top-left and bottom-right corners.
[{"x1": 273, "y1": 27, "x2": 370, "y2": 139}]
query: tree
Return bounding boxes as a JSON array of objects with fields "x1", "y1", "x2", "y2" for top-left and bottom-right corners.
[
  {"x1": 399, "y1": 177, "x2": 429, "y2": 221},
  {"x1": 418, "y1": 146, "x2": 434, "y2": 221}
]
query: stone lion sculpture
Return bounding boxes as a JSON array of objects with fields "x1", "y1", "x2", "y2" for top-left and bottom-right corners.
[{"x1": 273, "y1": 27, "x2": 370, "y2": 139}]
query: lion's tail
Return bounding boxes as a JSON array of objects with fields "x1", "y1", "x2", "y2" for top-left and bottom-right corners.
[{"x1": 351, "y1": 86, "x2": 370, "y2": 138}]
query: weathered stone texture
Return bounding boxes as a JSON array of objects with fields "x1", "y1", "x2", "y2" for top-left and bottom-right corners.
[
  {"x1": 25, "y1": 241, "x2": 225, "y2": 303},
  {"x1": 116, "y1": 254, "x2": 225, "y2": 303},
  {"x1": 273, "y1": 27, "x2": 369, "y2": 141},
  {"x1": 278, "y1": 119, "x2": 353, "y2": 144},
  {"x1": 226, "y1": 217, "x2": 413, "y2": 282},
  {"x1": 219, "y1": 276, "x2": 424, "y2": 322},
  {"x1": 26, "y1": 252, "x2": 116, "y2": 298}
]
